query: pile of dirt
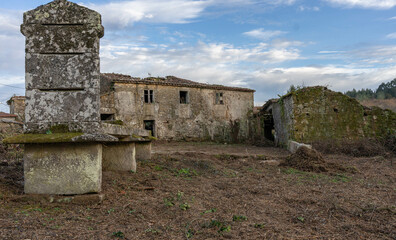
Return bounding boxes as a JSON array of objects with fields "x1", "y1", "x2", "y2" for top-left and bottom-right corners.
[{"x1": 280, "y1": 147, "x2": 328, "y2": 172}]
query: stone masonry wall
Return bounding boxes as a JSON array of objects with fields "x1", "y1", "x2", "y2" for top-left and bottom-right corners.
[
  {"x1": 275, "y1": 86, "x2": 396, "y2": 145},
  {"x1": 111, "y1": 83, "x2": 254, "y2": 142}
]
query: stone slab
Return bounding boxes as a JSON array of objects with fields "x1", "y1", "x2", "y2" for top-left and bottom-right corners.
[
  {"x1": 101, "y1": 123, "x2": 134, "y2": 137},
  {"x1": 24, "y1": 143, "x2": 102, "y2": 195},
  {"x1": 102, "y1": 142, "x2": 136, "y2": 172},
  {"x1": 3, "y1": 133, "x2": 118, "y2": 144},
  {"x1": 136, "y1": 142, "x2": 152, "y2": 161}
]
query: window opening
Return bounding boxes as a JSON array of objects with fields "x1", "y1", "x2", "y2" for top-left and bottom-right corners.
[
  {"x1": 144, "y1": 89, "x2": 154, "y2": 103},
  {"x1": 180, "y1": 91, "x2": 189, "y2": 104},
  {"x1": 215, "y1": 92, "x2": 224, "y2": 104}
]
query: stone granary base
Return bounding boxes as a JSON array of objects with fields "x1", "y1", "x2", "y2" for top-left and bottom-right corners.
[
  {"x1": 24, "y1": 143, "x2": 102, "y2": 195},
  {"x1": 135, "y1": 141, "x2": 152, "y2": 161},
  {"x1": 102, "y1": 142, "x2": 136, "y2": 172}
]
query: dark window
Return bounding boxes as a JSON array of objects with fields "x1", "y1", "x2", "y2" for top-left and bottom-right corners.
[
  {"x1": 101, "y1": 114, "x2": 114, "y2": 121},
  {"x1": 144, "y1": 90, "x2": 154, "y2": 103},
  {"x1": 180, "y1": 91, "x2": 189, "y2": 104},
  {"x1": 215, "y1": 92, "x2": 224, "y2": 104},
  {"x1": 144, "y1": 120, "x2": 155, "y2": 137}
]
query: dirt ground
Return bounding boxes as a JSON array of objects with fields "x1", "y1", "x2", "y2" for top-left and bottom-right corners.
[{"x1": 0, "y1": 141, "x2": 395, "y2": 239}]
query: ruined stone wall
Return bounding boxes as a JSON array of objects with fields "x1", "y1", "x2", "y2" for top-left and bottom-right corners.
[
  {"x1": 112, "y1": 83, "x2": 254, "y2": 142},
  {"x1": 9, "y1": 97, "x2": 25, "y2": 122},
  {"x1": 276, "y1": 86, "x2": 396, "y2": 145},
  {"x1": 272, "y1": 95, "x2": 294, "y2": 146}
]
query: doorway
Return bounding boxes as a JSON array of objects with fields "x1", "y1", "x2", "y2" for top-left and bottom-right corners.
[{"x1": 144, "y1": 120, "x2": 155, "y2": 137}]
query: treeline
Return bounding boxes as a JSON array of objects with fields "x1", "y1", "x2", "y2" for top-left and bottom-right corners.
[{"x1": 345, "y1": 79, "x2": 396, "y2": 100}]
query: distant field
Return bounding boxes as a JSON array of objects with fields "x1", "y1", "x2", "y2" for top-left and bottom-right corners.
[{"x1": 360, "y1": 98, "x2": 396, "y2": 112}]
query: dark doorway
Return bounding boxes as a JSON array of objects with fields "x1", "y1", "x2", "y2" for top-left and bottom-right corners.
[
  {"x1": 263, "y1": 112, "x2": 274, "y2": 141},
  {"x1": 144, "y1": 120, "x2": 155, "y2": 137}
]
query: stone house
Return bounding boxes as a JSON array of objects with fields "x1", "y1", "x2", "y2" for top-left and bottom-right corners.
[
  {"x1": 100, "y1": 73, "x2": 255, "y2": 142},
  {"x1": 7, "y1": 96, "x2": 25, "y2": 122},
  {"x1": 253, "y1": 86, "x2": 396, "y2": 146}
]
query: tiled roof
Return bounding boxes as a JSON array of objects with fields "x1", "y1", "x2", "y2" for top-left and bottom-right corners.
[
  {"x1": 101, "y1": 73, "x2": 255, "y2": 92},
  {"x1": 0, "y1": 112, "x2": 17, "y2": 118}
]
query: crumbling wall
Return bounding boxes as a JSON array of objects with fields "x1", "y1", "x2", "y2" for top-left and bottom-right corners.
[
  {"x1": 275, "y1": 86, "x2": 396, "y2": 145},
  {"x1": 112, "y1": 83, "x2": 254, "y2": 142},
  {"x1": 272, "y1": 95, "x2": 294, "y2": 146}
]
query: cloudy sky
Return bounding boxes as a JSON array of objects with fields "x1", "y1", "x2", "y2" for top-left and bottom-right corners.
[{"x1": 1, "y1": 0, "x2": 396, "y2": 112}]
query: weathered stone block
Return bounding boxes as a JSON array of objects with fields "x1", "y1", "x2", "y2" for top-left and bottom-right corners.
[
  {"x1": 26, "y1": 53, "x2": 99, "y2": 90},
  {"x1": 22, "y1": 25, "x2": 100, "y2": 53},
  {"x1": 136, "y1": 142, "x2": 152, "y2": 161},
  {"x1": 102, "y1": 142, "x2": 136, "y2": 172},
  {"x1": 24, "y1": 143, "x2": 102, "y2": 195},
  {"x1": 25, "y1": 89, "x2": 100, "y2": 124},
  {"x1": 23, "y1": 0, "x2": 103, "y2": 28}
]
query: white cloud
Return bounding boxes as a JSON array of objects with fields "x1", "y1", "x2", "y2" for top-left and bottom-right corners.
[
  {"x1": 86, "y1": 0, "x2": 211, "y2": 28},
  {"x1": 244, "y1": 28, "x2": 287, "y2": 40},
  {"x1": 389, "y1": 16, "x2": 396, "y2": 20},
  {"x1": 298, "y1": 6, "x2": 320, "y2": 11},
  {"x1": 386, "y1": 32, "x2": 396, "y2": 39},
  {"x1": 325, "y1": 0, "x2": 396, "y2": 9},
  {"x1": 0, "y1": 10, "x2": 25, "y2": 76}
]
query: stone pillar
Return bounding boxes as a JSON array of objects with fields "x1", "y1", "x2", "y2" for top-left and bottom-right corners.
[
  {"x1": 135, "y1": 142, "x2": 152, "y2": 161},
  {"x1": 21, "y1": 0, "x2": 104, "y2": 134},
  {"x1": 102, "y1": 143, "x2": 136, "y2": 172},
  {"x1": 18, "y1": 0, "x2": 106, "y2": 195},
  {"x1": 24, "y1": 143, "x2": 102, "y2": 195}
]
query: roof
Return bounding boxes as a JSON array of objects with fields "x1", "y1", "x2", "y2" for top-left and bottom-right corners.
[
  {"x1": 0, "y1": 112, "x2": 17, "y2": 118},
  {"x1": 101, "y1": 73, "x2": 255, "y2": 93}
]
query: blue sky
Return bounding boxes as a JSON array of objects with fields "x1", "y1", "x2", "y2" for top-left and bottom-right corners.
[{"x1": 1, "y1": 0, "x2": 396, "y2": 112}]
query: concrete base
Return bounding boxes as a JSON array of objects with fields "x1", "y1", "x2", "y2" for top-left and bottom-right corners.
[
  {"x1": 135, "y1": 142, "x2": 152, "y2": 161},
  {"x1": 24, "y1": 143, "x2": 102, "y2": 195},
  {"x1": 102, "y1": 142, "x2": 136, "y2": 172}
]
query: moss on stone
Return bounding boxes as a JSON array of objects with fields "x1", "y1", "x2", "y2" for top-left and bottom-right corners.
[
  {"x1": 49, "y1": 124, "x2": 70, "y2": 133},
  {"x1": 283, "y1": 86, "x2": 396, "y2": 143},
  {"x1": 3, "y1": 132, "x2": 84, "y2": 144}
]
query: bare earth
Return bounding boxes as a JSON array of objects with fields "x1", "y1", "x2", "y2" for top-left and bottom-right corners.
[{"x1": 0, "y1": 141, "x2": 395, "y2": 239}]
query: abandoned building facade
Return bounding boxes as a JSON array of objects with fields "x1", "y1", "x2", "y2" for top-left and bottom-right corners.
[
  {"x1": 251, "y1": 86, "x2": 396, "y2": 146},
  {"x1": 10, "y1": 74, "x2": 255, "y2": 142},
  {"x1": 100, "y1": 74, "x2": 255, "y2": 142}
]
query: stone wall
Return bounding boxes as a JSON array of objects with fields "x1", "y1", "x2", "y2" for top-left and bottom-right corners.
[
  {"x1": 110, "y1": 83, "x2": 254, "y2": 142},
  {"x1": 273, "y1": 86, "x2": 396, "y2": 145}
]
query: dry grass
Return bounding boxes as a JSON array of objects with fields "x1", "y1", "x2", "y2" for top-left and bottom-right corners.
[{"x1": 0, "y1": 142, "x2": 395, "y2": 239}]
